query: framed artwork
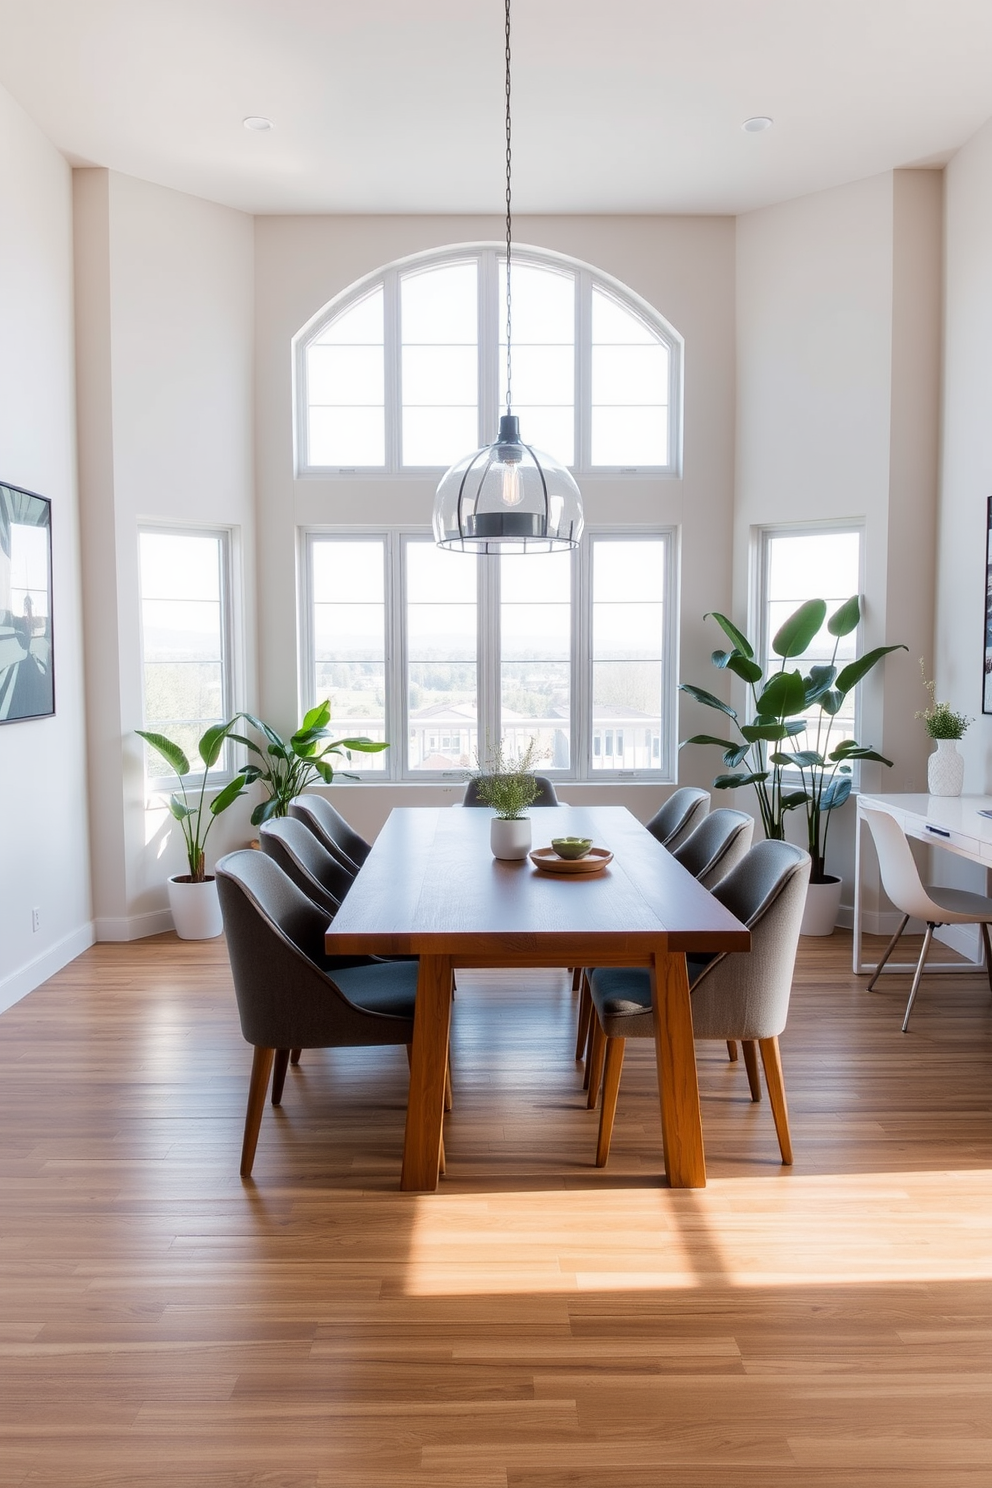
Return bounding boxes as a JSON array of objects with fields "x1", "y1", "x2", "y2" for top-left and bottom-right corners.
[{"x1": 0, "y1": 482, "x2": 54, "y2": 723}]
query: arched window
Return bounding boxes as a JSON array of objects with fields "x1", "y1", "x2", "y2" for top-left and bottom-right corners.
[{"x1": 295, "y1": 245, "x2": 682, "y2": 477}]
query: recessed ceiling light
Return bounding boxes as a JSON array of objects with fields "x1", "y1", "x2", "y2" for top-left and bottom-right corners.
[
  {"x1": 243, "y1": 116, "x2": 273, "y2": 132},
  {"x1": 742, "y1": 116, "x2": 774, "y2": 133}
]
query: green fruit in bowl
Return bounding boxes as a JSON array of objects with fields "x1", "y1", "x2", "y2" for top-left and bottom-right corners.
[{"x1": 551, "y1": 836, "x2": 593, "y2": 860}]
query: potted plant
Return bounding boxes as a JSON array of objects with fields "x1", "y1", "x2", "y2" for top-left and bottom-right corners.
[
  {"x1": 470, "y1": 738, "x2": 544, "y2": 859},
  {"x1": 136, "y1": 719, "x2": 249, "y2": 939},
  {"x1": 680, "y1": 596, "x2": 906, "y2": 934},
  {"x1": 916, "y1": 660, "x2": 971, "y2": 797},
  {"x1": 234, "y1": 700, "x2": 388, "y2": 826}
]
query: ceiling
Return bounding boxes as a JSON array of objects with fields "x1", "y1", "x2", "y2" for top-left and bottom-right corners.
[{"x1": 1, "y1": 0, "x2": 991, "y2": 216}]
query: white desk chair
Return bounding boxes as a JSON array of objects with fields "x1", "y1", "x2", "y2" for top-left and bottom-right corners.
[{"x1": 862, "y1": 804, "x2": 992, "y2": 1031}]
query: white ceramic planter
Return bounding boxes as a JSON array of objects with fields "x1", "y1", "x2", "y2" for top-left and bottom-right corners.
[
  {"x1": 800, "y1": 875, "x2": 843, "y2": 937},
  {"x1": 490, "y1": 816, "x2": 532, "y2": 860},
  {"x1": 168, "y1": 875, "x2": 224, "y2": 939},
  {"x1": 927, "y1": 738, "x2": 965, "y2": 797}
]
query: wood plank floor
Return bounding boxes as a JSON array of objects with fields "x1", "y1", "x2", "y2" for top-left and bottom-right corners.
[{"x1": 0, "y1": 929, "x2": 990, "y2": 1486}]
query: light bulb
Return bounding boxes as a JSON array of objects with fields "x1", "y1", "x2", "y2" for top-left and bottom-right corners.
[{"x1": 500, "y1": 459, "x2": 523, "y2": 507}]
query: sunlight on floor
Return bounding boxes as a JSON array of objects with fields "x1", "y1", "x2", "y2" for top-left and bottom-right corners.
[{"x1": 402, "y1": 1167, "x2": 992, "y2": 1295}]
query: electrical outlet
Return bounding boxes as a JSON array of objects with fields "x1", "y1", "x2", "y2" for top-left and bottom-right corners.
[{"x1": 31, "y1": 907, "x2": 40, "y2": 933}]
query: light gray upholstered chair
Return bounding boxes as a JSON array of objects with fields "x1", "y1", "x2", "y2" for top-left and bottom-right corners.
[
  {"x1": 461, "y1": 774, "x2": 560, "y2": 807},
  {"x1": 216, "y1": 850, "x2": 424, "y2": 1178},
  {"x1": 289, "y1": 795, "x2": 371, "y2": 875},
  {"x1": 259, "y1": 817, "x2": 356, "y2": 920},
  {"x1": 672, "y1": 808, "x2": 755, "y2": 890},
  {"x1": 862, "y1": 803, "x2": 992, "y2": 1031},
  {"x1": 585, "y1": 839, "x2": 811, "y2": 1168},
  {"x1": 645, "y1": 786, "x2": 710, "y2": 851}
]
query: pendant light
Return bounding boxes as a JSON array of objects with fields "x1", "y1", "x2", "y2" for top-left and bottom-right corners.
[{"x1": 433, "y1": 0, "x2": 583, "y2": 554}]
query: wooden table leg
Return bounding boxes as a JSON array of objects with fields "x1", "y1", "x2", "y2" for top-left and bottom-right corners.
[
  {"x1": 651, "y1": 948, "x2": 706, "y2": 1188},
  {"x1": 401, "y1": 954, "x2": 453, "y2": 1192}
]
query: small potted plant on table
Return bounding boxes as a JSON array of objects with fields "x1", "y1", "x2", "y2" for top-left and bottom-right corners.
[
  {"x1": 917, "y1": 661, "x2": 971, "y2": 796},
  {"x1": 470, "y1": 739, "x2": 544, "y2": 860}
]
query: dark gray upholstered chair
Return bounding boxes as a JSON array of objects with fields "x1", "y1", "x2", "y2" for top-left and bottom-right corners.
[
  {"x1": 259, "y1": 816, "x2": 355, "y2": 920},
  {"x1": 645, "y1": 786, "x2": 710, "y2": 851},
  {"x1": 585, "y1": 840, "x2": 811, "y2": 1168},
  {"x1": 288, "y1": 795, "x2": 371, "y2": 875},
  {"x1": 672, "y1": 808, "x2": 755, "y2": 890},
  {"x1": 215, "y1": 849, "x2": 422, "y2": 1179},
  {"x1": 461, "y1": 774, "x2": 560, "y2": 807}
]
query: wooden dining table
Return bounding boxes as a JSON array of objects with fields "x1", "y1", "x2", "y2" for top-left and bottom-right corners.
[{"x1": 324, "y1": 805, "x2": 750, "y2": 1191}]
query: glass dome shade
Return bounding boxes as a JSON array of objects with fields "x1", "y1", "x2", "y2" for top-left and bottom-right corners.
[{"x1": 434, "y1": 415, "x2": 584, "y2": 554}]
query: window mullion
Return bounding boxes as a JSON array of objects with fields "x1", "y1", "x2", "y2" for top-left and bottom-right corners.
[
  {"x1": 384, "y1": 270, "x2": 401, "y2": 471},
  {"x1": 388, "y1": 533, "x2": 406, "y2": 781},
  {"x1": 571, "y1": 536, "x2": 589, "y2": 778},
  {"x1": 479, "y1": 248, "x2": 499, "y2": 446},
  {"x1": 576, "y1": 269, "x2": 591, "y2": 473},
  {"x1": 477, "y1": 552, "x2": 500, "y2": 764}
]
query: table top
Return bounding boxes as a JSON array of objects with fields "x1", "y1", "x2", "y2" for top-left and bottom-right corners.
[{"x1": 325, "y1": 805, "x2": 751, "y2": 964}]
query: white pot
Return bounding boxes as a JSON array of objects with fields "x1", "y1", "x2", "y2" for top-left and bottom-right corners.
[
  {"x1": 490, "y1": 816, "x2": 532, "y2": 860},
  {"x1": 800, "y1": 875, "x2": 843, "y2": 937},
  {"x1": 168, "y1": 874, "x2": 224, "y2": 939},
  {"x1": 927, "y1": 738, "x2": 965, "y2": 797}
]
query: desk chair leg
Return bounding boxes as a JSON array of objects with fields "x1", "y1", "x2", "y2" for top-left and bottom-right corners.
[
  {"x1": 290, "y1": 1048, "x2": 302, "y2": 1065},
  {"x1": 586, "y1": 1015, "x2": 607, "y2": 1109},
  {"x1": 241, "y1": 1046, "x2": 274, "y2": 1179},
  {"x1": 982, "y1": 923, "x2": 992, "y2": 998},
  {"x1": 595, "y1": 1037, "x2": 626, "y2": 1167},
  {"x1": 867, "y1": 913, "x2": 910, "y2": 991},
  {"x1": 741, "y1": 1039, "x2": 762, "y2": 1102},
  {"x1": 758, "y1": 1036, "x2": 793, "y2": 1165},
  {"x1": 271, "y1": 1049, "x2": 290, "y2": 1106},
  {"x1": 444, "y1": 1053, "x2": 453, "y2": 1113},
  {"x1": 902, "y1": 922, "x2": 936, "y2": 1033},
  {"x1": 726, "y1": 1039, "x2": 738, "y2": 1062},
  {"x1": 575, "y1": 975, "x2": 592, "y2": 1060},
  {"x1": 571, "y1": 967, "x2": 582, "y2": 993}
]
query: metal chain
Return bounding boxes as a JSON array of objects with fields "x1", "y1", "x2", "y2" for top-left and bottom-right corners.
[{"x1": 504, "y1": 0, "x2": 512, "y2": 417}]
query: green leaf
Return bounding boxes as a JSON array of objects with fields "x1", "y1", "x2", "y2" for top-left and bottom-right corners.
[
  {"x1": 828, "y1": 743, "x2": 893, "y2": 766},
  {"x1": 313, "y1": 759, "x2": 336, "y2": 783},
  {"x1": 722, "y1": 745, "x2": 751, "y2": 768},
  {"x1": 679, "y1": 683, "x2": 738, "y2": 720},
  {"x1": 291, "y1": 737, "x2": 319, "y2": 760},
  {"x1": 704, "y1": 612, "x2": 754, "y2": 659},
  {"x1": 772, "y1": 599, "x2": 827, "y2": 658},
  {"x1": 680, "y1": 734, "x2": 741, "y2": 751},
  {"x1": 713, "y1": 771, "x2": 769, "y2": 789},
  {"x1": 300, "y1": 699, "x2": 332, "y2": 733},
  {"x1": 769, "y1": 750, "x2": 823, "y2": 768},
  {"x1": 821, "y1": 777, "x2": 852, "y2": 811},
  {"x1": 755, "y1": 669, "x2": 807, "y2": 718},
  {"x1": 337, "y1": 738, "x2": 389, "y2": 752},
  {"x1": 803, "y1": 664, "x2": 837, "y2": 705},
  {"x1": 168, "y1": 796, "x2": 193, "y2": 821},
  {"x1": 725, "y1": 652, "x2": 763, "y2": 684},
  {"x1": 238, "y1": 764, "x2": 263, "y2": 784},
  {"x1": 251, "y1": 796, "x2": 283, "y2": 827},
  {"x1": 210, "y1": 775, "x2": 247, "y2": 815},
  {"x1": 835, "y1": 644, "x2": 907, "y2": 695},
  {"x1": 780, "y1": 789, "x2": 810, "y2": 810},
  {"x1": 827, "y1": 594, "x2": 861, "y2": 638},
  {"x1": 819, "y1": 689, "x2": 844, "y2": 716},
  {"x1": 198, "y1": 721, "x2": 234, "y2": 770},
  {"x1": 228, "y1": 732, "x2": 263, "y2": 755},
  {"x1": 741, "y1": 721, "x2": 789, "y2": 742},
  {"x1": 784, "y1": 719, "x2": 807, "y2": 736},
  {"x1": 136, "y1": 730, "x2": 190, "y2": 778},
  {"x1": 266, "y1": 740, "x2": 292, "y2": 762},
  {"x1": 241, "y1": 712, "x2": 285, "y2": 751}
]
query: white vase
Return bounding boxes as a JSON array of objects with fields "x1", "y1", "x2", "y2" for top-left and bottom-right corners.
[
  {"x1": 927, "y1": 739, "x2": 965, "y2": 797},
  {"x1": 168, "y1": 875, "x2": 224, "y2": 939},
  {"x1": 490, "y1": 816, "x2": 532, "y2": 860},
  {"x1": 800, "y1": 875, "x2": 843, "y2": 937}
]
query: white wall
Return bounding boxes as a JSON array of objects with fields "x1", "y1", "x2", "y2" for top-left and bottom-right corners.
[
  {"x1": 733, "y1": 170, "x2": 941, "y2": 922},
  {"x1": 74, "y1": 170, "x2": 257, "y2": 938},
  {"x1": 253, "y1": 213, "x2": 737, "y2": 835},
  {"x1": 0, "y1": 83, "x2": 92, "y2": 1011}
]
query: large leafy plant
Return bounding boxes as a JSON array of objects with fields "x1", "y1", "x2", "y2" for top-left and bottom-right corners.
[
  {"x1": 136, "y1": 719, "x2": 248, "y2": 881},
  {"x1": 680, "y1": 597, "x2": 905, "y2": 882},
  {"x1": 234, "y1": 700, "x2": 388, "y2": 827}
]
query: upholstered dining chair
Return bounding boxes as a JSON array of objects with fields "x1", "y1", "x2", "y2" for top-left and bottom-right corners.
[
  {"x1": 259, "y1": 816, "x2": 356, "y2": 920},
  {"x1": 645, "y1": 786, "x2": 710, "y2": 851},
  {"x1": 461, "y1": 774, "x2": 560, "y2": 807},
  {"x1": 289, "y1": 795, "x2": 372, "y2": 875},
  {"x1": 584, "y1": 839, "x2": 810, "y2": 1168},
  {"x1": 216, "y1": 850, "x2": 431, "y2": 1179},
  {"x1": 861, "y1": 803, "x2": 992, "y2": 1031}
]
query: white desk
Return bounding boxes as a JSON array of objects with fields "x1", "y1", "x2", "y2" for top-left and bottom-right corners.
[{"x1": 854, "y1": 792, "x2": 992, "y2": 974}]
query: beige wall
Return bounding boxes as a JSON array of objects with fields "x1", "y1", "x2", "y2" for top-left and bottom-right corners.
[
  {"x1": 74, "y1": 170, "x2": 257, "y2": 937},
  {"x1": 0, "y1": 83, "x2": 92, "y2": 1010}
]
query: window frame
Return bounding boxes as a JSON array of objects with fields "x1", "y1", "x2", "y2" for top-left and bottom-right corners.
[
  {"x1": 137, "y1": 521, "x2": 238, "y2": 791},
  {"x1": 294, "y1": 243, "x2": 683, "y2": 480},
  {"x1": 301, "y1": 524, "x2": 677, "y2": 785}
]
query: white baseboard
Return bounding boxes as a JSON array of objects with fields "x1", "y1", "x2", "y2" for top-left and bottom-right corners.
[
  {"x1": 935, "y1": 922, "x2": 982, "y2": 961},
  {"x1": 94, "y1": 909, "x2": 174, "y2": 942},
  {"x1": 836, "y1": 904, "x2": 923, "y2": 936},
  {"x1": 0, "y1": 923, "x2": 96, "y2": 1015}
]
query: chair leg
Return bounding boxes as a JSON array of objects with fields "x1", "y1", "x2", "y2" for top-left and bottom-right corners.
[
  {"x1": 741, "y1": 1039, "x2": 762, "y2": 1102},
  {"x1": 444, "y1": 1052, "x2": 453, "y2": 1113},
  {"x1": 867, "y1": 912, "x2": 911, "y2": 991},
  {"x1": 290, "y1": 1048, "x2": 302, "y2": 1066},
  {"x1": 271, "y1": 1049, "x2": 290, "y2": 1106},
  {"x1": 240, "y1": 1046, "x2": 274, "y2": 1179},
  {"x1": 758, "y1": 1036, "x2": 793, "y2": 1165},
  {"x1": 575, "y1": 976, "x2": 592, "y2": 1060},
  {"x1": 571, "y1": 966, "x2": 582, "y2": 992},
  {"x1": 595, "y1": 1037, "x2": 626, "y2": 1167},
  {"x1": 581, "y1": 996, "x2": 596, "y2": 1087},
  {"x1": 981, "y1": 923, "x2": 992, "y2": 998},
  {"x1": 586, "y1": 1015, "x2": 607, "y2": 1109},
  {"x1": 726, "y1": 1039, "x2": 738, "y2": 1062},
  {"x1": 902, "y1": 923, "x2": 936, "y2": 1032}
]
